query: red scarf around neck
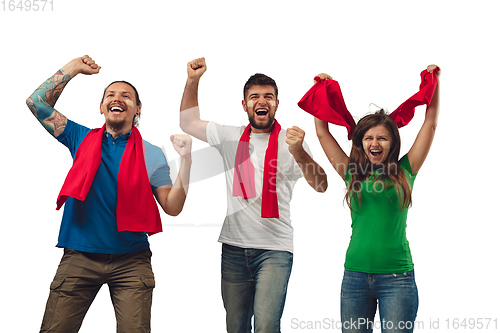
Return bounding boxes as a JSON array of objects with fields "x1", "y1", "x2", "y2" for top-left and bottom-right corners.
[
  {"x1": 232, "y1": 120, "x2": 281, "y2": 218},
  {"x1": 297, "y1": 68, "x2": 439, "y2": 139},
  {"x1": 56, "y1": 124, "x2": 162, "y2": 235}
]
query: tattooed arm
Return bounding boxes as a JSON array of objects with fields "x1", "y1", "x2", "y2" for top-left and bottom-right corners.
[{"x1": 26, "y1": 55, "x2": 101, "y2": 137}]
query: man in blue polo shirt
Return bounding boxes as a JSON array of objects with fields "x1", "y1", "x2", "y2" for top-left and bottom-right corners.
[{"x1": 26, "y1": 55, "x2": 192, "y2": 333}]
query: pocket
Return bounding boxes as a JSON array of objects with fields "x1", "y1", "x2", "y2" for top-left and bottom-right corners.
[
  {"x1": 140, "y1": 276, "x2": 155, "y2": 289},
  {"x1": 50, "y1": 277, "x2": 65, "y2": 290},
  {"x1": 391, "y1": 271, "x2": 415, "y2": 287},
  {"x1": 40, "y1": 278, "x2": 66, "y2": 330}
]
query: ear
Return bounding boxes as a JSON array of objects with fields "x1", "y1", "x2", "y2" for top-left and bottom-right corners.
[
  {"x1": 275, "y1": 99, "x2": 279, "y2": 111},
  {"x1": 242, "y1": 100, "x2": 247, "y2": 113},
  {"x1": 136, "y1": 105, "x2": 142, "y2": 116},
  {"x1": 100, "y1": 103, "x2": 104, "y2": 115}
]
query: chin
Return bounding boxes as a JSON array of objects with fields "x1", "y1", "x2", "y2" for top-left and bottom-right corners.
[
  {"x1": 249, "y1": 117, "x2": 274, "y2": 130},
  {"x1": 106, "y1": 119, "x2": 127, "y2": 131}
]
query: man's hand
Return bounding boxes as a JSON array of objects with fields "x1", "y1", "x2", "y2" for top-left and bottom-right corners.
[
  {"x1": 156, "y1": 135, "x2": 193, "y2": 216},
  {"x1": 170, "y1": 134, "x2": 193, "y2": 157},
  {"x1": 286, "y1": 126, "x2": 306, "y2": 157},
  {"x1": 187, "y1": 57, "x2": 206, "y2": 81},
  {"x1": 287, "y1": 125, "x2": 328, "y2": 192},
  {"x1": 65, "y1": 55, "x2": 101, "y2": 77}
]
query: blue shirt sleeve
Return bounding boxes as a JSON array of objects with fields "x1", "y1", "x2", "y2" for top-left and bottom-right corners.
[
  {"x1": 144, "y1": 140, "x2": 172, "y2": 189},
  {"x1": 56, "y1": 119, "x2": 91, "y2": 159}
]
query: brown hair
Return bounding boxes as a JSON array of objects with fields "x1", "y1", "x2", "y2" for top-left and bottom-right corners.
[
  {"x1": 243, "y1": 73, "x2": 278, "y2": 100},
  {"x1": 345, "y1": 110, "x2": 412, "y2": 211}
]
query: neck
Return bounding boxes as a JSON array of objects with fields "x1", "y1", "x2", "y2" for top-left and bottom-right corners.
[
  {"x1": 250, "y1": 120, "x2": 275, "y2": 134},
  {"x1": 106, "y1": 123, "x2": 133, "y2": 138}
]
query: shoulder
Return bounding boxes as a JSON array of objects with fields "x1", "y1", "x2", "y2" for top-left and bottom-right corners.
[
  {"x1": 143, "y1": 139, "x2": 162, "y2": 154},
  {"x1": 143, "y1": 139, "x2": 167, "y2": 164},
  {"x1": 398, "y1": 154, "x2": 415, "y2": 176},
  {"x1": 207, "y1": 121, "x2": 245, "y2": 146},
  {"x1": 57, "y1": 119, "x2": 91, "y2": 139},
  {"x1": 207, "y1": 121, "x2": 244, "y2": 135},
  {"x1": 56, "y1": 119, "x2": 92, "y2": 151}
]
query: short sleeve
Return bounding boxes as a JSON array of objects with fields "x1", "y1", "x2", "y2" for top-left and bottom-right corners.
[
  {"x1": 56, "y1": 119, "x2": 92, "y2": 158},
  {"x1": 144, "y1": 141, "x2": 172, "y2": 189},
  {"x1": 399, "y1": 154, "x2": 417, "y2": 182},
  {"x1": 206, "y1": 121, "x2": 245, "y2": 156},
  {"x1": 206, "y1": 121, "x2": 222, "y2": 147}
]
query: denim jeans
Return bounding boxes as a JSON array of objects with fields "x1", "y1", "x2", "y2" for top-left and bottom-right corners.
[
  {"x1": 341, "y1": 269, "x2": 418, "y2": 333},
  {"x1": 221, "y1": 244, "x2": 293, "y2": 333}
]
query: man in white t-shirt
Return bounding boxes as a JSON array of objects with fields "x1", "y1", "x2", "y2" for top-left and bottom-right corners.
[{"x1": 180, "y1": 57, "x2": 328, "y2": 332}]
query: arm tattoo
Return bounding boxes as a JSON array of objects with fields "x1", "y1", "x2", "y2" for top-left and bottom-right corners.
[
  {"x1": 44, "y1": 110, "x2": 67, "y2": 137},
  {"x1": 37, "y1": 71, "x2": 72, "y2": 107},
  {"x1": 26, "y1": 97, "x2": 37, "y2": 118},
  {"x1": 27, "y1": 69, "x2": 70, "y2": 136}
]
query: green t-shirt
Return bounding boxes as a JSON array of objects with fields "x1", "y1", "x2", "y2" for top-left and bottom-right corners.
[{"x1": 344, "y1": 154, "x2": 416, "y2": 273}]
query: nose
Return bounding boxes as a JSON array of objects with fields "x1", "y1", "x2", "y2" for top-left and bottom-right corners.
[
  {"x1": 111, "y1": 95, "x2": 124, "y2": 104},
  {"x1": 257, "y1": 98, "x2": 267, "y2": 106}
]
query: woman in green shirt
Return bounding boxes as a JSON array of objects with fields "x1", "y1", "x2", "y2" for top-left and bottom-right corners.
[{"x1": 314, "y1": 65, "x2": 440, "y2": 332}]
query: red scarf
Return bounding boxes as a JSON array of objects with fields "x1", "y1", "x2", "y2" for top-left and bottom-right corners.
[
  {"x1": 233, "y1": 120, "x2": 281, "y2": 218},
  {"x1": 56, "y1": 125, "x2": 162, "y2": 235},
  {"x1": 298, "y1": 68, "x2": 439, "y2": 139}
]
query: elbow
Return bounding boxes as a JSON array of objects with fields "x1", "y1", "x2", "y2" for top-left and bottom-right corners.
[
  {"x1": 179, "y1": 115, "x2": 188, "y2": 133},
  {"x1": 179, "y1": 117, "x2": 195, "y2": 136},
  {"x1": 317, "y1": 180, "x2": 328, "y2": 193},
  {"x1": 425, "y1": 121, "x2": 438, "y2": 133},
  {"x1": 165, "y1": 206, "x2": 183, "y2": 217},
  {"x1": 179, "y1": 120, "x2": 187, "y2": 134},
  {"x1": 312, "y1": 176, "x2": 328, "y2": 193},
  {"x1": 26, "y1": 97, "x2": 36, "y2": 116}
]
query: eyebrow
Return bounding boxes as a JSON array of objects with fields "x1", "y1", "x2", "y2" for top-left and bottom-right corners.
[
  {"x1": 105, "y1": 90, "x2": 132, "y2": 95},
  {"x1": 249, "y1": 93, "x2": 275, "y2": 98}
]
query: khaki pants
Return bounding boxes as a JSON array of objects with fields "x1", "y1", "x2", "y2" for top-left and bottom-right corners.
[{"x1": 40, "y1": 248, "x2": 155, "y2": 333}]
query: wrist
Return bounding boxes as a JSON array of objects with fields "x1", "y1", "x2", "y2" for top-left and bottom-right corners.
[
  {"x1": 186, "y1": 77, "x2": 201, "y2": 86},
  {"x1": 180, "y1": 154, "x2": 192, "y2": 164},
  {"x1": 291, "y1": 146, "x2": 308, "y2": 162},
  {"x1": 60, "y1": 62, "x2": 80, "y2": 78}
]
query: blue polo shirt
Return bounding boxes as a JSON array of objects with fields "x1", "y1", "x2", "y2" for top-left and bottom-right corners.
[{"x1": 56, "y1": 120, "x2": 172, "y2": 254}]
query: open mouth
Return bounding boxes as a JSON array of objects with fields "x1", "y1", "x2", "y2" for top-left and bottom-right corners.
[
  {"x1": 255, "y1": 109, "x2": 268, "y2": 116},
  {"x1": 109, "y1": 105, "x2": 126, "y2": 113},
  {"x1": 370, "y1": 149, "x2": 382, "y2": 157}
]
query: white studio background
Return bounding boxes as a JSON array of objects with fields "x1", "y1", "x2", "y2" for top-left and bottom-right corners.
[{"x1": 1, "y1": 1, "x2": 499, "y2": 332}]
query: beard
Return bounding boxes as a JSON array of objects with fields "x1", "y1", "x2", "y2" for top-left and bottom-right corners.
[
  {"x1": 106, "y1": 117, "x2": 128, "y2": 133},
  {"x1": 248, "y1": 112, "x2": 275, "y2": 130}
]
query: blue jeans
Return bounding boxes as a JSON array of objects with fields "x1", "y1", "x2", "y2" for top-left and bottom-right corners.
[
  {"x1": 221, "y1": 244, "x2": 293, "y2": 333},
  {"x1": 341, "y1": 269, "x2": 418, "y2": 333}
]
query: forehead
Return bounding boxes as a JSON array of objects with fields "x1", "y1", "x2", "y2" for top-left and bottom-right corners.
[
  {"x1": 104, "y1": 82, "x2": 135, "y2": 96},
  {"x1": 364, "y1": 124, "x2": 391, "y2": 137},
  {"x1": 246, "y1": 85, "x2": 276, "y2": 98}
]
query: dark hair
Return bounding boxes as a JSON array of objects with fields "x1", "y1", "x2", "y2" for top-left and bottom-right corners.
[
  {"x1": 243, "y1": 73, "x2": 278, "y2": 99},
  {"x1": 345, "y1": 110, "x2": 412, "y2": 211},
  {"x1": 101, "y1": 80, "x2": 142, "y2": 127}
]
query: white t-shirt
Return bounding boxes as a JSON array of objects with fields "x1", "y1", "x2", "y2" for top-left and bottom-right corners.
[{"x1": 206, "y1": 121, "x2": 312, "y2": 253}]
